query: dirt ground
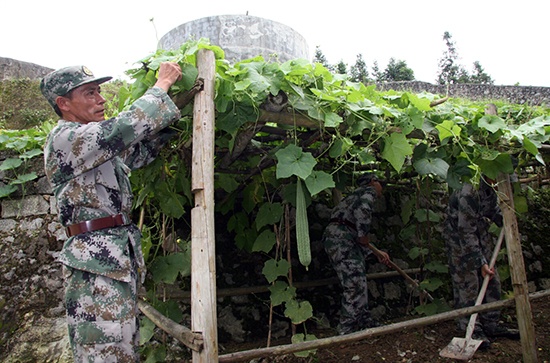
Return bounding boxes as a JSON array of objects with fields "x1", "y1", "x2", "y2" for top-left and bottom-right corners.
[{"x1": 222, "y1": 294, "x2": 550, "y2": 363}]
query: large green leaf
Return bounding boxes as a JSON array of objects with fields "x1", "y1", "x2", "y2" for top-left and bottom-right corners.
[
  {"x1": 217, "y1": 173, "x2": 240, "y2": 193},
  {"x1": 0, "y1": 158, "x2": 22, "y2": 170},
  {"x1": 227, "y1": 212, "x2": 248, "y2": 234},
  {"x1": 424, "y1": 261, "x2": 448, "y2": 273},
  {"x1": 408, "y1": 93, "x2": 433, "y2": 112},
  {"x1": 324, "y1": 111, "x2": 343, "y2": 127},
  {"x1": 262, "y1": 258, "x2": 291, "y2": 283},
  {"x1": 419, "y1": 277, "x2": 445, "y2": 292},
  {"x1": 275, "y1": 144, "x2": 317, "y2": 180},
  {"x1": 446, "y1": 158, "x2": 474, "y2": 190},
  {"x1": 514, "y1": 195, "x2": 528, "y2": 214},
  {"x1": 436, "y1": 120, "x2": 462, "y2": 141},
  {"x1": 478, "y1": 115, "x2": 506, "y2": 133},
  {"x1": 382, "y1": 133, "x2": 413, "y2": 172},
  {"x1": 413, "y1": 157, "x2": 449, "y2": 179},
  {"x1": 242, "y1": 182, "x2": 265, "y2": 214},
  {"x1": 291, "y1": 333, "x2": 317, "y2": 357},
  {"x1": 252, "y1": 229, "x2": 277, "y2": 253},
  {"x1": 284, "y1": 299, "x2": 313, "y2": 324},
  {"x1": 268, "y1": 280, "x2": 296, "y2": 306},
  {"x1": 156, "y1": 186, "x2": 185, "y2": 219},
  {"x1": 415, "y1": 298, "x2": 450, "y2": 316},
  {"x1": 149, "y1": 252, "x2": 190, "y2": 284},
  {"x1": 328, "y1": 137, "x2": 353, "y2": 158},
  {"x1": 305, "y1": 170, "x2": 335, "y2": 196},
  {"x1": 12, "y1": 172, "x2": 38, "y2": 184},
  {"x1": 477, "y1": 153, "x2": 513, "y2": 180},
  {"x1": 139, "y1": 317, "x2": 156, "y2": 345},
  {"x1": 408, "y1": 246, "x2": 429, "y2": 260},
  {"x1": 407, "y1": 106, "x2": 425, "y2": 130},
  {"x1": 0, "y1": 185, "x2": 17, "y2": 198},
  {"x1": 20, "y1": 148, "x2": 43, "y2": 159},
  {"x1": 234, "y1": 227, "x2": 257, "y2": 251},
  {"x1": 255, "y1": 202, "x2": 283, "y2": 230},
  {"x1": 414, "y1": 208, "x2": 440, "y2": 223},
  {"x1": 217, "y1": 104, "x2": 256, "y2": 135}
]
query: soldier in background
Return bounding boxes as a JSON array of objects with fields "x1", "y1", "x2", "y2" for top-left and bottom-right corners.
[
  {"x1": 444, "y1": 177, "x2": 520, "y2": 349},
  {"x1": 41, "y1": 62, "x2": 182, "y2": 362},
  {"x1": 323, "y1": 173, "x2": 390, "y2": 335}
]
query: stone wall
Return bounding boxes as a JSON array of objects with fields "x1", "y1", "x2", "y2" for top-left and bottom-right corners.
[
  {"x1": 0, "y1": 57, "x2": 53, "y2": 81},
  {"x1": 0, "y1": 153, "x2": 70, "y2": 362},
  {"x1": 377, "y1": 81, "x2": 550, "y2": 106}
]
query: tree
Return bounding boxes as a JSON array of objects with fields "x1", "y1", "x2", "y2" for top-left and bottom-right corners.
[
  {"x1": 436, "y1": 31, "x2": 465, "y2": 85},
  {"x1": 382, "y1": 58, "x2": 415, "y2": 81},
  {"x1": 335, "y1": 60, "x2": 348, "y2": 75},
  {"x1": 312, "y1": 46, "x2": 333, "y2": 72},
  {"x1": 371, "y1": 60, "x2": 383, "y2": 82},
  {"x1": 349, "y1": 54, "x2": 369, "y2": 83},
  {"x1": 457, "y1": 68, "x2": 471, "y2": 84},
  {"x1": 470, "y1": 61, "x2": 494, "y2": 84},
  {"x1": 436, "y1": 31, "x2": 493, "y2": 85}
]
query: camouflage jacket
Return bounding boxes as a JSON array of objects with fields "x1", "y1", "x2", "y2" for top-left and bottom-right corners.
[
  {"x1": 330, "y1": 186, "x2": 378, "y2": 238},
  {"x1": 444, "y1": 182, "x2": 503, "y2": 269},
  {"x1": 44, "y1": 87, "x2": 181, "y2": 282}
]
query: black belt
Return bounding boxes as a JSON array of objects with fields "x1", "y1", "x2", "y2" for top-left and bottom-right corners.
[
  {"x1": 329, "y1": 218, "x2": 357, "y2": 231},
  {"x1": 65, "y1": 213, "x2": 131, "y2": 237}
]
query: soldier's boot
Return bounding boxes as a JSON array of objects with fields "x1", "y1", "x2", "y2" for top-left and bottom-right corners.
[
  {"x1": 471, "y1": 329, "x2": 491, "y2": 350},
  {"x1": 484, "y1": 325, "x2": 520, "y2": 340}
]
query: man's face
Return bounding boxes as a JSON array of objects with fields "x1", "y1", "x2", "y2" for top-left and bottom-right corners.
[{"x1": 56, "y1": 82, "x2": 107, "y2": 123}]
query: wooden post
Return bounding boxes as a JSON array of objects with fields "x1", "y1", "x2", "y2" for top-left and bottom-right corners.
[
  {"x1": 191, "y1": 48, "x2": 218, "y2": 362},
  {"x1": 496, "y1": 173, "x2": 538, "y2": 362}
]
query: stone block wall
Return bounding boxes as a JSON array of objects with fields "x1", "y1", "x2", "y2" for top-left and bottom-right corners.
[
  {"x1": 377, "y1": 81, "x2": 550, "y2": 106},
  {"x1": 0, "y1": 57, "x2": 53, "y2": 81},
  {"x1": 0, "y1": 152, "x2": 70, "y2": 362}
]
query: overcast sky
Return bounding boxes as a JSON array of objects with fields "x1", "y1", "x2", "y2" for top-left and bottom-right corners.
[{"x1": 2, "y1": 0, "x2": 548, "y2": 87}]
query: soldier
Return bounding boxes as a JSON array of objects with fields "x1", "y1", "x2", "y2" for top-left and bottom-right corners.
[
  {"x1": 41, "y1": 62, "x2": 183, "y2": 362},
  {"x1": 323, "y1": 173, "x2": 390, "y2": 335},
  {"x1": 444, "y1": 177, "x2": 520, "y2": 349}
]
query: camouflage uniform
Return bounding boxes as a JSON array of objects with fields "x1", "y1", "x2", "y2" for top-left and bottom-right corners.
[
  {"x1": 42, "y1": 66, "x2": 181, "y2": 362},
  {"x1": 322, "y1": 184, "x2": 379, "y2": 335},
  {"x1": 443, "y1": 181, "x2": 503, "y2": 333}
]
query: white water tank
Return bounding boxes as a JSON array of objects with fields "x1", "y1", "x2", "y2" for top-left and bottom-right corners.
[{"x1": 158, "y1": 15, "x2": 309, "y2": 63}]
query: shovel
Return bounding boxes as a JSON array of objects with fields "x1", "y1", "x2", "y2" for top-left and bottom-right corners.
[
  {"x1": 368, "y1": 243, "x2": 434, "y2": 302},
  {"x1": 439, "y1": 229, "x2": 505, "y2": 360}
]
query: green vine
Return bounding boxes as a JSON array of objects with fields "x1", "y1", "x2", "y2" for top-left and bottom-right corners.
[{"x1": 1, "y1": 38, "x2": 549, "y2": 360}]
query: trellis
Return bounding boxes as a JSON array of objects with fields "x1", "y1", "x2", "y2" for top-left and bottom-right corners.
[{"x1": 138, "y1": 49, "x2": 541, "y2": 362}]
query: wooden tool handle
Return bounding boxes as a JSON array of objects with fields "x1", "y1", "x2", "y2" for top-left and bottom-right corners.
[
  {"x1": 368, "y1": 243, "x2": 434, "y2": 301},
  {"x1": 465, "y1": 229, "x2": 505, "y2": 339}
]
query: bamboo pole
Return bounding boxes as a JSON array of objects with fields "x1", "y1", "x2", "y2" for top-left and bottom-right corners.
[
  {"x1": 496, "y1": 173, "x2": 538, "y2": 362},
  {"x1": 138, "y1": 300, "x2": 203, "y2": 351},
  {"x1": 149, "y1": 268, "x2": 425, "y2": 301},
  {"x1": 218, "y1": 289, "x2": 550, "y2": 363},
  {"x1": 191, "y1": 49, "x2": 218, "y2": 363}
]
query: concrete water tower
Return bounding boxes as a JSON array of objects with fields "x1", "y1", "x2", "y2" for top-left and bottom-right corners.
[{"x1": 158, "y1": 15, "x2": 309, "y2": 63}]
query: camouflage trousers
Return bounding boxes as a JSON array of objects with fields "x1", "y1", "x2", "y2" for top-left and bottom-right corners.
[
  {"x1": 323, "y1": 223, "x2": 373, "y2": 334},
  {"x1": 446, "y1": 241, "x2": 501, "y2": 332},
  {"x1": 63, "y1": 265, "x2": 139, "y2": 362}
]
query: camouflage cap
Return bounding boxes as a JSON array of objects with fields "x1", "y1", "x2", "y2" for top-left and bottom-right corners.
[{"x1": 40, "y1": 65, "x2": 112, "y2": 109}]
